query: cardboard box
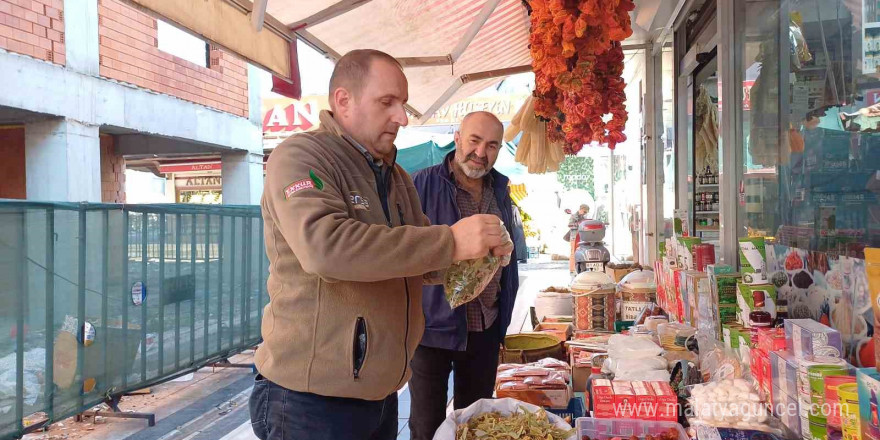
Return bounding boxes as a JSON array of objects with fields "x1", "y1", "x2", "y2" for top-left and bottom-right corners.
[
  {"x1": 495, "y1": 387, "x2": 573, "y2": 409},
  {"x1": 534, "y1": 322, "x2": 573, "y2": 343},
  {"x1": 572, "y1": 364, "x2": 590, "y2": 393},
  {"x1": 757, "y1": 327, "x2": 787, "y2": 354},
  {"x1": 592, "y1": 379, "x2": 615, "y2": 418},
  {"x1": 612, "y1": 381, "x2": 637, "y2": 419},
  {"x1": 784, "y1": 319, "x2": 844, "y2": 359},
  {"x1": 771, "y1": 350, "x2": 799, "y2": 398},
  {"x1": 631, "y1": 381, "x2": 658, "y2": 420},
  {"x1": 605, "y1": 266, "x2": 636, "y2": 283},
  {"x1": 649, "y1": 381, "x2": 679, "y2": 422},
  {"x1": 736, "y1": 283, "x2": 777, "y2": 326},
  {"x1": 857, "y1": 368, "x2": 880, "y2": 440}
]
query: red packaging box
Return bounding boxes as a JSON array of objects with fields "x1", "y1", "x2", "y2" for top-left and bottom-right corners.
[
  {"x1": 757, "y1": 328, "x2": 787, "y2": 354},
  {"x1": 649, "y1": 381, "x2": 678, "y2": 422},
  {"x1": 750, "y1": 349, "x2": 766, "y2": 386},
  {"x1": 612, "y1": 381, "x2": 637, "y2": 419},
  {"x1": 592, "y1": 379, "x2": 615, "y2": 418},
  {"x1": 632, "y1": 381, "x2": 658, "y2": 420}
]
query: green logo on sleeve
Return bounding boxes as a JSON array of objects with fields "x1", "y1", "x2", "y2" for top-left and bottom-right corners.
[{"x1": 309, "y1": 169, "x2": 324, "y2": 190}]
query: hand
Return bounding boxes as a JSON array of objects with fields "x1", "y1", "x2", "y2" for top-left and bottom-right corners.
[
  {"x1": 494, "y1": 241, "x2": 514, "y2": 266},
  {"x1": 450, "y1": 214, "x2": 507, "y2": 262}
]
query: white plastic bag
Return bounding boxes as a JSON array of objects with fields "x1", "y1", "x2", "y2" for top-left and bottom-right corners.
[
  {"x1": 606, "y1": 334, "x2": 663, "y2": 359},
  {"x1": 607, "y1": 356, "x2": 668, "y2": 375},
  {"x1": 432, "y1": 398, "x2": 575, "y2": 440},
  {"x1": 614, "y1": 369, "x2": 672, "y2": 382}
]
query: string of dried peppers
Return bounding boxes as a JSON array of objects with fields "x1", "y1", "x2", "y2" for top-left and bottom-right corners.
[{"x1": 528, "y1": 0, "x2": 635, "y2": 152}]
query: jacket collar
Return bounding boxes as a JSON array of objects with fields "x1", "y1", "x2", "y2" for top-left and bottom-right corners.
[{"x1": 317, "y1": 110, "x2": 395, "y2": 168}]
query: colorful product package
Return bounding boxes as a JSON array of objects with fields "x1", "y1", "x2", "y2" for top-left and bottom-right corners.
[
  {"x1": 677, "y1": 237, "x2": 703, "y2": 271},
  {"x1": 827, "y1": 376, "x2": 857, "y2": 430},
  {"x1": 867, "y1": 249, "x2": 880, "y2": 371},
  {"x1": 631, "y1": 381, "x2": 658, "y2": 420},
  {"x1": 739, "y1": 237, "x2": 770, "y2": 285},
  {"x1": 612, "y1": 380, "x2": 637, "y2": 419},
  {"x1": 785, "y1": 319, "x2": 844, "y2": 359},
  {"x1": 648, "y1": 381, "x2": 678, "y2": 422},
  {"x1": 757, "y1": 327, "x2": 787, "y2": 354},
  {"x1": 771, "y1": 350, "x2": 800, "y2": 399},
  {"x1": 592, "y1": 378, "x2": 615, "y2": 418},
  {"x1": 857, "y1": 368, "x2": 880, "y2": 440},
  {"x1": 737, "y1": 283, "x2": 778, "y2": 326}
]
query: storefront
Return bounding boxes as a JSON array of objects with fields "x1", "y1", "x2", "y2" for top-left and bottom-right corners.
[{"x1": 643, "y1": 0, "x2": 880, "y2": 266}]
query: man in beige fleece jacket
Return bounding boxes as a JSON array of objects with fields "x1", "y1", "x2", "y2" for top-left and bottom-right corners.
[{"x1": 249, "y1": 49, "x2": 512, "y2": 440}]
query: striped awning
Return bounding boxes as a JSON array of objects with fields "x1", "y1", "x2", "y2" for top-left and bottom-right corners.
[
  {"x1": 509, "y1": 183, "x2": 527, "y2": 205},
  {"x1": 264, "y1": 0, "x2": 532, "y2": 122}
]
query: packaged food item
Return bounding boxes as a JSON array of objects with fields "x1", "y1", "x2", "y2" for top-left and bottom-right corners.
[
  {"x1": 571, "y1": 271, "x2": 617, "y2": 331},
  {"x1": 807, "y1": 365, "x2": 850, "y2": 416},
  {"x1": 809, "y1": 413, "x2": 829, "y2": 440},
  {"x1": 592, "y1": 379, "x2": 615, "y2": 418},
  {"x1": 798, "y1": 357, "x2": 849, "y2": 413},
  {"x1": 770, "y1": 350, "x2": 799, "y2": 399},
  {"x1": 739, "y1": 237, "x2": 769, "y2": 285},
  {"x1": 867, "y1": 249, "x2": 880, "y2": 370},
  {"x1": 757, "y1": 327, "x2": 787, "y2": 354},
  {"x1": 838, "y1": 383, "x2": 861, "y2": 440},
  {"x1": 677, "y1": 237, "x2": 703, "y2": 270},
  {"x1": 650, "y1": 381, "x2": 679, "y2": 422},
  {"x1": 826, "y1": 376, "x2": 857, "y2": 431},
  {"x1": 857, "y1": 368, "x2": 880, "y2": 440},
  {"x1": 689, "y1": 379, "x2": 768, "y2": 429},
  {"x1": 612, "y1": 381, "x2": 637, "y2": 419},
  {"x1": 618, "y1": 270, "x2": 657, "y2": 321},
  {"x1": 737, "y1": 283, "x2": 777, "y2": 328},
  {"x1": 444, "y1": 225, "x2": 509, "y2": 308},
  {"x1": 631, "y1": 381, "x2": 658, "y2": 420},
  {"x1": 785, "y1": 319, "x2": 844, "y2": 359}
]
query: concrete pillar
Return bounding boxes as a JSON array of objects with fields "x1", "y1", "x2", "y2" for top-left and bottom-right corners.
[
  {"x1": 25, "y1": 119, "x2": 101, "y2": 202},
  {"x1": 247, "y1": 64, "x2": 263, "y2": 128},
  {"x1": 221, "y1": 152, "x2": 264, "y2": 205},
  {"x1": 64, "y1": 0, "x2": 100, "y2": 75}
]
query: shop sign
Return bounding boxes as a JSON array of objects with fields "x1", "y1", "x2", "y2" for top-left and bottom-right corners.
[
  {"x1": 159, "y1": 163, "x2": 222, "y2": 174},
  {"x1": 423, "y1": 95, "x2": 528, "y2": 125},
  {"x1": 262, "y1": 96, "x2": 328, "y2": 134},
  {"x1": 176, "y1": 176, "x2": 222, "y2": 189}
]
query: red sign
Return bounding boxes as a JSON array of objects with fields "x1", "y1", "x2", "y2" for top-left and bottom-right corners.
[
  {"x1": 262, "y1": 97, "x2": 327, "y2": 134},
  {"x1": 743, "y1": 80, "x2": 755, "y2": 111},
  {"x1": 159, "y1": 163, "x2": 221, "y2": 174},
  {"x1": 866, "y1": 89, "x2": 880, "y2": 106}
]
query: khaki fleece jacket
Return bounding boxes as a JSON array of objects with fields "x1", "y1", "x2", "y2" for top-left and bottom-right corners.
[{"x1": 256, "y1": 110, "x2": 455, "y2": 401}]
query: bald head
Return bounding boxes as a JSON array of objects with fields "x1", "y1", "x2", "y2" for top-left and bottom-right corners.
[
  {"x1": 329, "y1": 49, "x2": 402, "y2": 111},
  {"x1": 453, "y1": 111, "x2": 504, "y2": 180}
]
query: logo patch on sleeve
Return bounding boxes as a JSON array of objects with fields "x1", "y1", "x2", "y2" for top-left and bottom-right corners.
[{"x1": 284, "y1": 179, "x2": 315, "y2": 199}]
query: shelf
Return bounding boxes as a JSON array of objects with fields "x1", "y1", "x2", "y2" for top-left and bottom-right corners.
[
  {"x1": 866, "y1": 22, "x2": 880, "y2": 29},
  {"x1": 696, "y1": 184, "x2": 719, "y2": 189},
  {"x1": 696, "y1": 227, "x2": 720, "y2": 232},
  {"x1": 695, "y1": 211, "x2": 720, "y2": 215}
]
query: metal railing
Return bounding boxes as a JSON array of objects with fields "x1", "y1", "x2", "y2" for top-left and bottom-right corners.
[{"x1": 0, "y1": 201, "x2": 268, "y2": 439}]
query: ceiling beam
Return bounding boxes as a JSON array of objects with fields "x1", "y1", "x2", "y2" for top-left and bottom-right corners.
[
  {"x1": 397, "y1": 56, "x2": 453, "y2": 68},
  {"x1": 418, "y1": 64, "x2": 532, "y2": 123},
  {"x1": 652, "y1": 0, "x2": 690, "y2": 55},
  {"x1": 451, "y1": 0, "x2": 503, "y2": 61},
  {"x1": 251, "y1": 0, "x2": 268, "y2": 31},
  {"x1": 288, "y1": 0, "x2": 374, "y2": 30}
]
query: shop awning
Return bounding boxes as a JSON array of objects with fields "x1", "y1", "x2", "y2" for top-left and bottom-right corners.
[{"x1": 266, "y1": 0, "x2": 533, "y2": 121}]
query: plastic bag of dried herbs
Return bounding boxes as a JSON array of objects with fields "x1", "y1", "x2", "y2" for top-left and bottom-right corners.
[
  {"x1": 443, "y1": 223, "x2": 511, "y2": 309},
  {"x1": 433, "y1": 398, "x2": 574, "y2": 440}
]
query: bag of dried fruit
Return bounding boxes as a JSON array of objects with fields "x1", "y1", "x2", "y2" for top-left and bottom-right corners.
[
  {"x1": 443, "y1": 223, "x2": 512, "y2": 309},
  {"x1": 433, "y1": 398, "x2": 574, "y2": 440}
]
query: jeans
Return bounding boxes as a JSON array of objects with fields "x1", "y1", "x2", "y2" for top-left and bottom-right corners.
[
  {"x1": 249, "y1": 375, "x2": 398, "y2": 440},
  {"x1": 407, "y1": 321, "x2": 501, "y2": 440}
]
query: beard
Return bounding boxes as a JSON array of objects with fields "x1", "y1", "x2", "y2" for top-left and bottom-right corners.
[{"x1": 456, "y1": 153, "x2": 490, "y2": 179}]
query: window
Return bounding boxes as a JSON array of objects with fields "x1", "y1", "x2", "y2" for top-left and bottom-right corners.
[{"x1": 157, "y1": 20, "x2": 209, "y2": 67}]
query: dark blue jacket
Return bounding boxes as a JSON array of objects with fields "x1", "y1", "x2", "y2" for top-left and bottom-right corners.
[{"x1": 412, "y1": 153, "x2": 519, "y2": 351}]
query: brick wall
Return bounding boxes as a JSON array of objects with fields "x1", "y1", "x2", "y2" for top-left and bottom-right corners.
[
  {"x1": 100, "y1": 134, "x2": 125, "y2": 203},
  {"x1": 0, "y1": 0, "x2": 65, "y2": 65},
  {"x1": 97, "y1": 0, "x2": 249, "y2": 117},
  {"x1": 0, "y1": 126, "x2": 26, "y2": 199}
]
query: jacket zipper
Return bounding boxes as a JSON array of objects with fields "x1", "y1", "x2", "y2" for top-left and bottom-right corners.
[{"x1": 396, "y1": 202, "x2": 410, "y2": 386}]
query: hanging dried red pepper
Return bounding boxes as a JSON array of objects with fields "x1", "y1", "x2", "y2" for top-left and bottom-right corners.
[{"x1": 528, "y1": 0, "x2": 634, "y2": 152}]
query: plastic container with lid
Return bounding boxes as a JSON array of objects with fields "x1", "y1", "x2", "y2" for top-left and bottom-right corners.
[
  {"x1": 645, "y1": 315, "x2": 669, "y2": 333},
  {"x1": 838, "y1": 383, "x2": 861, "y2": 440},
  {"x1": 576, "y1": 417, "x2": 688, "y2": 440},
  {"x1": 617, "y1": 270, "x2": 657, "y2": 321},
  {"x1": 571, "y1": 271, "x2": 616, "y2": 331},
  {"x1": 657, "y1": 322, "x2": 696, "y2": 351}
]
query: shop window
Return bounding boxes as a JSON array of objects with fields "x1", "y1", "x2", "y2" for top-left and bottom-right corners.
[
  {"x1": 740, "y1": 0, "x2": 880, "y2": 258},
  {"x1": 157, "y1": 20, "x2": 209, "y2": 68}
]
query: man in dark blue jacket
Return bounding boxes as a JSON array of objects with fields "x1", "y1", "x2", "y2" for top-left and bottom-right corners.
[{"x1": 409, "y1": 112, "x2": 520, "y2": 440}]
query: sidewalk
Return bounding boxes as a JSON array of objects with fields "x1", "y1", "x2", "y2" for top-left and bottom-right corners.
[{"x1": 24, "y1": 257, "x2": 570, "y2": 440}]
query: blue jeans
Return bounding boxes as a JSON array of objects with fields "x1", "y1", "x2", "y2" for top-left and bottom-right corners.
[{"x1": 249, "y1": 375, "x2": 399, "y2": 440}]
